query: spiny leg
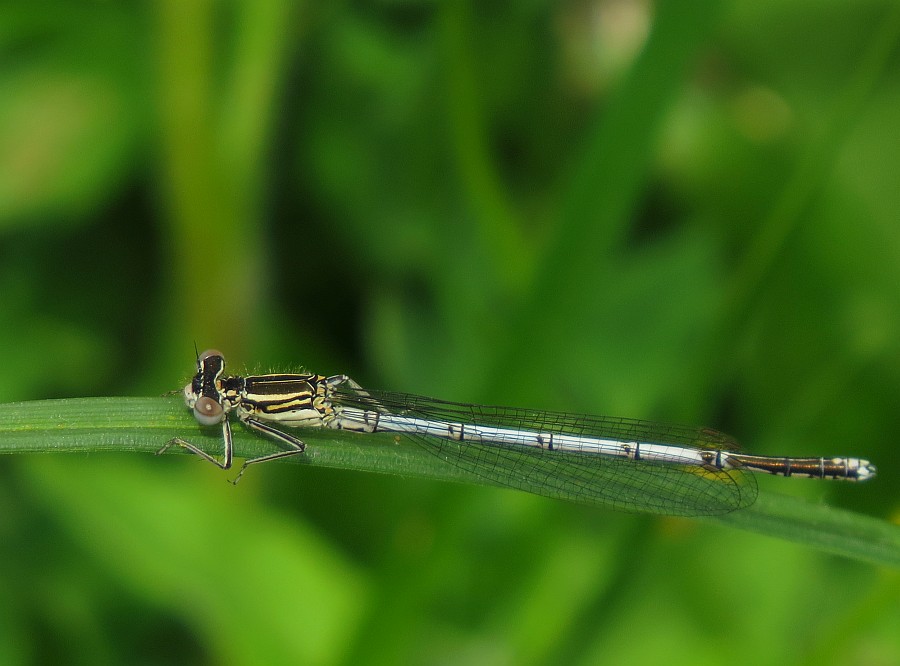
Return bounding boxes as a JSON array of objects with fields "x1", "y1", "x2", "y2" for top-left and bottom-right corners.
[
  {"x1": 229, "y1": 416, "x2": 306, "y2": 484},
  {"x1": 156, "y1": 418, "x2": 235, "y2": 470}
]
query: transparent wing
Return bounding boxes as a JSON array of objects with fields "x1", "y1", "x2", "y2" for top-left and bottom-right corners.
[{"x1": 331, "y1": 387, "x2": 758, "y2": 517}]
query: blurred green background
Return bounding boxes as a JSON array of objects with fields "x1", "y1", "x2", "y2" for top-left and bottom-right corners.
[{"x1": 1, "y1": 0, "x2": 898, "y2": 664}]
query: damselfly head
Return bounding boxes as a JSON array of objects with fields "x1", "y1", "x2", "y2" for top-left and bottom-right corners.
[{"x1": 183, "y1": 349, "x2": 229, "y2": 424}]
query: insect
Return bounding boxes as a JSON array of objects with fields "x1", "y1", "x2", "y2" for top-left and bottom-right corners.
[{"x1": 158, "y1": 350, "x2": 876, "y2": 516}]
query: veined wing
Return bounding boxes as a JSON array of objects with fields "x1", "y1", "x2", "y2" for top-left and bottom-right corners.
[{"x1": 330, "y1": 387, "x2": 758, "y2": 516}]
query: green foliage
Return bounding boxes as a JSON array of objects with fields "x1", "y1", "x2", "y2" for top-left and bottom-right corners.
[{"x1": 0, "y1": 0, "x2": 898, "y2": 664}]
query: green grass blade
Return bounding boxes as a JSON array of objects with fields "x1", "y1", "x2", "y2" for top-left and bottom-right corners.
[
  {"x1": 1, "y1": 396, "x2": 896, "y2": 567},
  {"x1": 708, "y1": 492, "x2": 899, "y2": 568}
]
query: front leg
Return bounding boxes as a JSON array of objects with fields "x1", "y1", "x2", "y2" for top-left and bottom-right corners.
[{"x1": 156, "y1": 418, "x2": 235, "y2": 470}]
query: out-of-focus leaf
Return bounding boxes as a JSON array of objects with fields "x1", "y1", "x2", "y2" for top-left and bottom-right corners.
[{"x1": 0, "y1": 8, "x2": 146, "y2": 226}]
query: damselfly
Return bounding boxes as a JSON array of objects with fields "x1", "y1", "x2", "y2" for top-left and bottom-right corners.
[{"x1": 158, "y1": 350, "x2": 876, "y2": 516}]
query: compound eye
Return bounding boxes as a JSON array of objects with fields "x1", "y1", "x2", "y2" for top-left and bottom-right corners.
[
  {"x1": 182, "y1": 382, "x2": 195, "y2": 406},
  {"x1": 198, "y1": 349, "x2": 224, "y2": 364},
  {"x1": 193, "y1": 396, "x2": 225, "y2": 425}
]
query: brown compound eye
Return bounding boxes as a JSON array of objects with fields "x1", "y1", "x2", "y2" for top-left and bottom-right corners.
[
  {"x1": 198, "y1": 349, "x2": 224, "y2": 363},
  {"x1": 193, "y1": 396, "x2": 225, "y2": 425}
]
